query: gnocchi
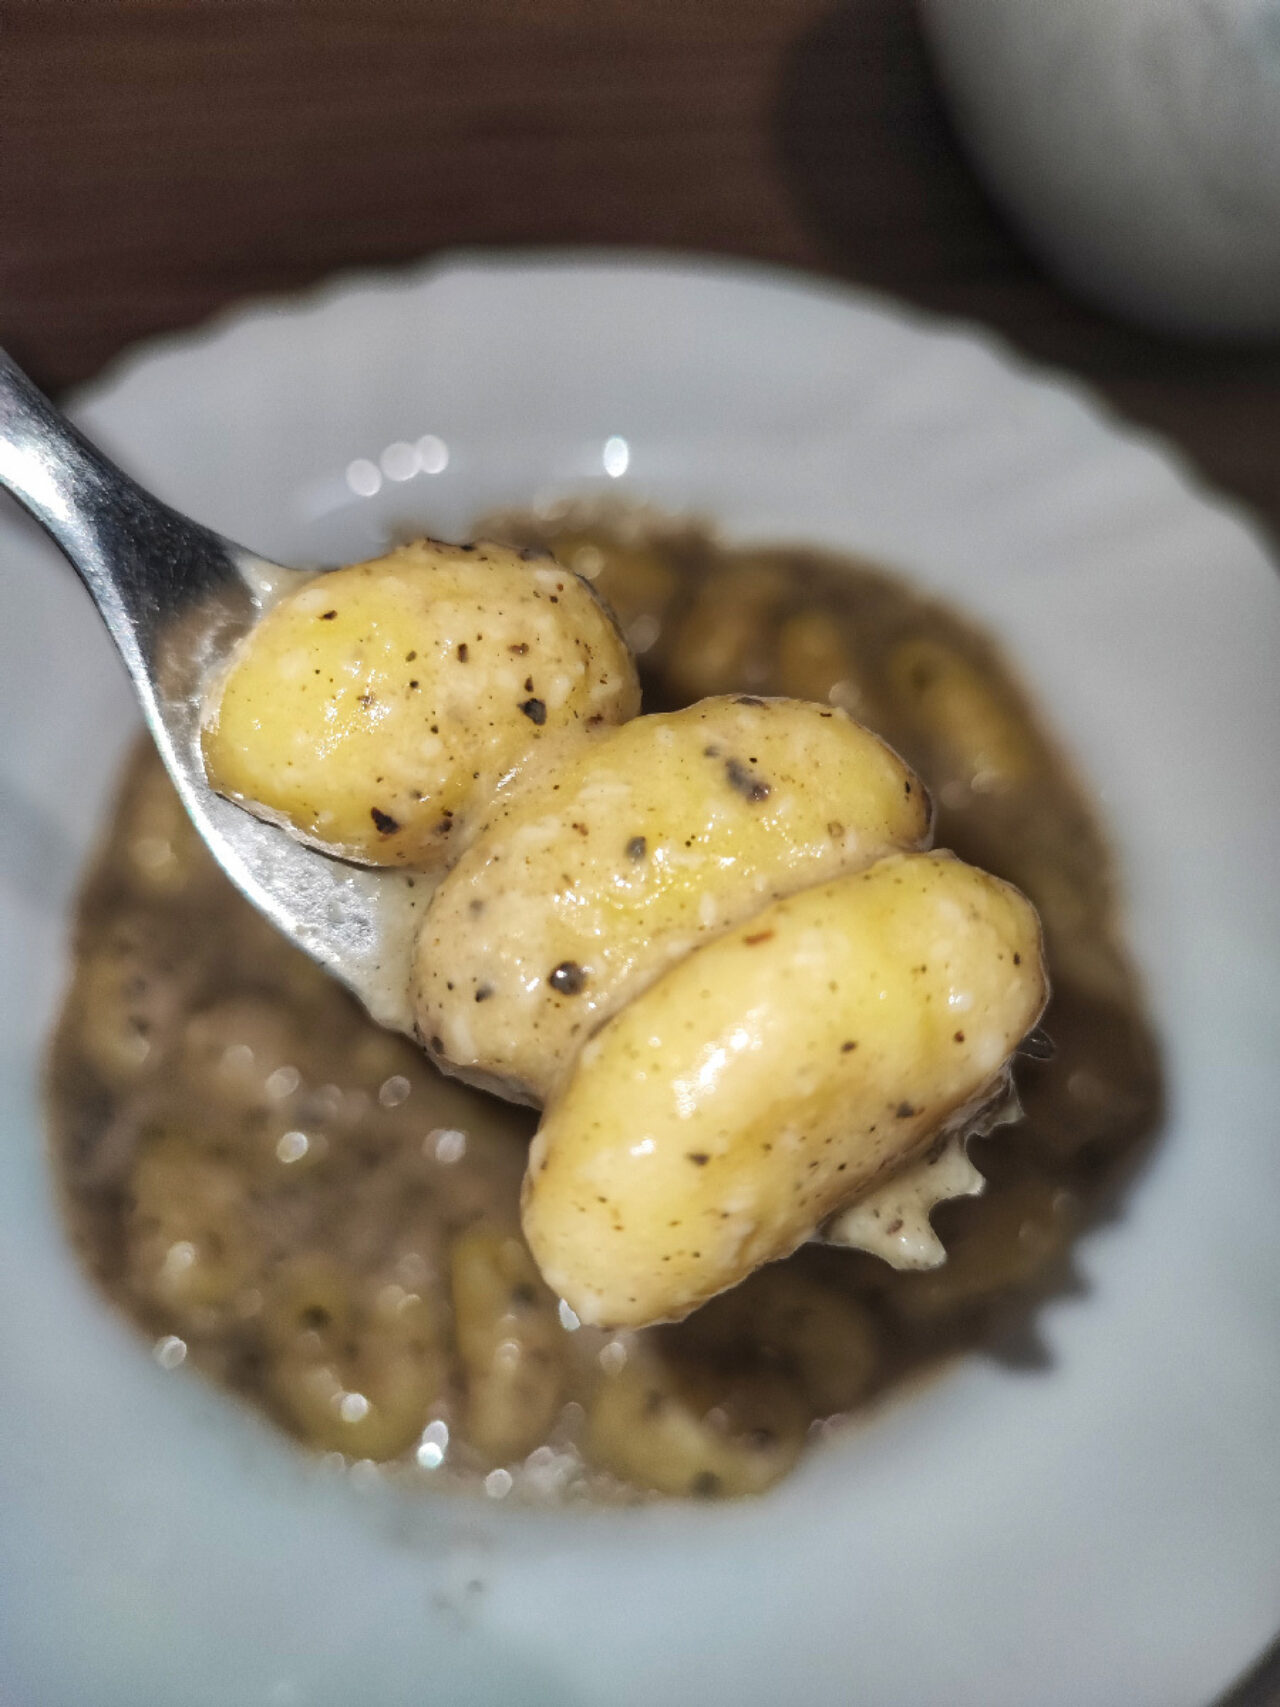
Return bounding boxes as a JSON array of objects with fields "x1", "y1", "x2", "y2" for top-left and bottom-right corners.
[
  {"x1": 263, "y1": 1254, "x2": 447, "y2": 1459},
  {"x1": 884, "y1": 636, "x2": 1036, "y2": 794},
  {"x1": 198, "y1": 527, "x2": 1051, "y2": 1339},
  {"x1": 202, "y1": 538, "x2": 639, "y2": 868},
  {"x1": 677, "y1": 1264, "x2": 882, "y2": 1417},
  {"x1": 449, "y1": 1224, "x2": 567, "y2": 1464},
  {"x1": 522, "y1": 851, "x2": 1047, "y2": 1327},
  {"x1": 586, "y1": 1345, "x2": 809, "y2": 1498},
  {"x1": 414, "y1": 697, "x2": 929, "y2": 1103},
  {"x1": 127, "y1": 1133, "x2": 256, "y2": 1324}
]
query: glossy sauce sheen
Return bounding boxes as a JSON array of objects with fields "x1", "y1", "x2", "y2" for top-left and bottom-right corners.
[{"x1": 46, "y1": 511, "x2": 1162, "y2": 1503}]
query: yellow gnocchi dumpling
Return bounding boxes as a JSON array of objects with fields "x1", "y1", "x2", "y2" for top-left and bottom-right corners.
[
  {"x1": 884, "y1": 635, "x2": 1036, "y2": 792},
  {"x1": 413, "y1": 697, "x2": 929, "y2": 1103},
  {"x1": 201, "y1": 539, "x2": 639, "y2": 868},
  {"x1": 522, "y1": 851, "x2": 1047, "y2": 1328},
  {"x1": 449, "y1": 1224, "x2": 566, "y2": 1465}
]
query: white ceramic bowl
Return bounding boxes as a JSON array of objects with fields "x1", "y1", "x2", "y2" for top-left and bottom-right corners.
[{"x1": 2, "y1": 255, "x2": 1278, "y2": 1707}]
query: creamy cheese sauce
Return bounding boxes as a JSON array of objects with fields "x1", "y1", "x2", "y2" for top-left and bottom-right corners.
[{"x1": 45, "y1": 509, "x2": 1162, "y2": 1502}]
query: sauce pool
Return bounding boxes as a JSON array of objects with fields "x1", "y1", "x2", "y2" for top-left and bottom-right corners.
[{"x1": 45, "y1": 508, "x2": 1162, "y2": 1502}]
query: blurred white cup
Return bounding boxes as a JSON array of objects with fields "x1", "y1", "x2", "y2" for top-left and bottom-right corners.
[{"x1": 918, "y1": 0, "x2": 1280, "y2": 337}]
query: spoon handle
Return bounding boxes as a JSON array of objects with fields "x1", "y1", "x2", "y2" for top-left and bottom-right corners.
[{"x1": 0, "y1": 347, "x2": 241, "y2": 684}]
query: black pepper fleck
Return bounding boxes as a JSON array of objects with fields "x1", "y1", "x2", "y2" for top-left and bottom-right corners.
[
  {"x1": 519, "y1": 697, "x2": 547, "y2": 725},
  {"x1": 549, "y1": 961, "x2": 586, "y2": 995},
  {"x1": 370, "y1": 807, "x2": 400, "y2": 834},
  {"x1": 625, "y1": 835, "x2": 647, "y2": 861},
  {"x1": 724, "y1": 757, "x2": 770, "y2": 802}
]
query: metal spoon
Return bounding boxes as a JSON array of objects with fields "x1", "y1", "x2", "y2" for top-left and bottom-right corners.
[{"x1": 0, "y1": 347, "x2": 424, "y2": 1034}]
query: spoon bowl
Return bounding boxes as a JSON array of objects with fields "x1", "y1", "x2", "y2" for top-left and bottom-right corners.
[{"x1": 0, "y1": 348, "x2": 422, "y2": 1032}]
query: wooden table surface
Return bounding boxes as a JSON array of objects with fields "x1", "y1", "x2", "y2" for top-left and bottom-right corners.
[{"x1": 2, "y1": 4, "x2": 1276, "y2": 1702}]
